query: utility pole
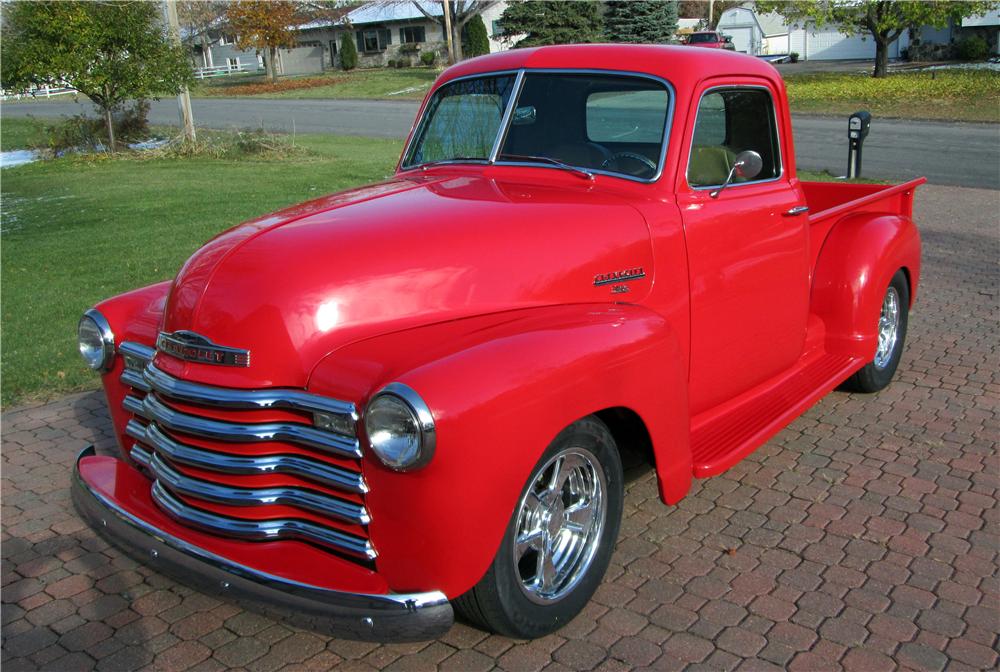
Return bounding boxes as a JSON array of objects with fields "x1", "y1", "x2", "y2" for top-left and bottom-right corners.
[
  {"x1": 442, "y1": 0, "x2": 455, "y2": 65},
  {"x1": 708, "y1": 0, "x2": 715, "y2": 27},
  {"x1": 165, "y1": 0, "x2": 196, "y2": 142}
]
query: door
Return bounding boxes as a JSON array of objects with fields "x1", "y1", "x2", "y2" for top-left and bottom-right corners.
[{"x1": 679, "y1": 84, "x2": 810, "y2": 415}]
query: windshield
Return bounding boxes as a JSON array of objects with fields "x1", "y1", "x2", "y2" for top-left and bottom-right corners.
[
  {"x1": 687, "y1": 33, "x2": 718, "y2": 43},
  {"x1": 403, "y1": 71, "x2": 671, "y2": 181},
  {"x1": 403, "y1": 74, "x2": 517, "y2": 167}
]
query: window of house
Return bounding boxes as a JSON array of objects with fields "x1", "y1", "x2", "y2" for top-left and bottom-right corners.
[
  {"x1": 227, "y1": 57, "x2": 240, "y2": 71},
  {"x1": 492, "y1": 20, "x2": 504, "y2": 37},
  {"x1": 357, "y1": 28, "x2": 390, "y2": 53},
  {"x1": 687, "y1": 88, "x2": 781, "y2": 188},
  {"x1": 400, "y1": 26, "x2": 426, "y2": 44}
]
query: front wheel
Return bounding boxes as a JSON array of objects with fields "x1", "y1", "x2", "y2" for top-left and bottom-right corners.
[
  {"x1": 842, "y1": 269, "x2": 910, "y2": 393},
  {"x1": 454, "y1": 417, "x2": 623, "y2": 638}
]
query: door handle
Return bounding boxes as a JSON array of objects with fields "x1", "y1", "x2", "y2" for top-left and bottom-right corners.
[{"x1": 784, "y1": 205, "x2": 810, "y2": 217}]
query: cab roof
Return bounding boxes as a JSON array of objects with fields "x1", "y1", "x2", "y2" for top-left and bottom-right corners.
[{"x1": 436, "y1": 44, "x2": 780, "y2": 90}]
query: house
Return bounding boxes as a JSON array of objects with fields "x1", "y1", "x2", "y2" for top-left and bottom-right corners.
[
  {"x1": 716, "y1": 7, "x2": 790, "y2": 56},
  {"x1": 717, "y1": 4, "x2": 998, "y2": 61},
  {"x1": 188, "y1": 30, "x2": 264, "y2": 74},
  {"x1": 295, "y1": 1, "x2": 511, "y2": 69}
]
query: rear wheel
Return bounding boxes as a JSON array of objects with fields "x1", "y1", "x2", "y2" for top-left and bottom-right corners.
[
  {"x1": 842, "y1": 269, "x2": 910, "y2": 393},
  {"x1": 454, "y1": 417, "x2": 623, "y2": 638}
]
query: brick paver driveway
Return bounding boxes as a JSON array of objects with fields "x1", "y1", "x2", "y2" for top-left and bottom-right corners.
[{"x1": 2, "y1": 184, "x2": 998, "y2": 671}]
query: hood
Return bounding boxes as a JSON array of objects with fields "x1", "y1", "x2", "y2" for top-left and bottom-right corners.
[{"x1": 157, "y1": 173, "x2": 654, "y2": 388}]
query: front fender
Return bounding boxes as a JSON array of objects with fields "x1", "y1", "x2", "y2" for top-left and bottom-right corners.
[
  {"x1": 94, "y1": 281, "x2": 172, "y2": 456},
  {"x1": 811, "y1": 212, "x2": 921, "y2": 359},
  {"x1": 309, "y1": 304, "x2": 690, "y2": 598}
]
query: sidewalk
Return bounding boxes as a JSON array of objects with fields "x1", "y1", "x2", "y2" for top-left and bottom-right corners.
[{"x1": 2, "y1": 184, "x2": 997, "y2": 671}]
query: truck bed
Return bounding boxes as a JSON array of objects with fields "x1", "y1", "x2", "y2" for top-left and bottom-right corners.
[{"x1": 802, "y1": 178, "x2": 926, "y2": 224}]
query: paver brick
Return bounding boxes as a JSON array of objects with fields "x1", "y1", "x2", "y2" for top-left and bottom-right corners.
[{"x1": 2, "y1": 183, "x2": 997, "y2": 670}]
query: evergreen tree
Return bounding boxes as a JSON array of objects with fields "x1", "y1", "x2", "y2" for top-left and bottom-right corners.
[
  {"x1": 498, "y1": 0, "x2": 604, "y2": 48},
  {"x1": 604, "y1": 1, "x2": 679, "y2": 44},
  {"x1": 466, "y1": 14, "x2": 492, "y2": 57},
  {"x1": 339, "y1": 31, "x2": 358, "y2": 71}
]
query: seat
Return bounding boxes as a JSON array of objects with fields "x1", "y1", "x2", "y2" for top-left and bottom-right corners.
[{"x1": 688, "y1": 145, "x2": 737, "y2": 187}]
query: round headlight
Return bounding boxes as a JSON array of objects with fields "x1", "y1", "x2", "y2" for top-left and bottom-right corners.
[
  {"x1": 78, "y1": 309, "x2": 115, "y2": 371},
  {"x1": 364, "y1": 383, "x2": 435, "y2": 471}
]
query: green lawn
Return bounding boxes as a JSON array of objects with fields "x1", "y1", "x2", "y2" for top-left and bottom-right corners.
[
  {"x1": 192, "y1": 67, "x2": 439, "y2": 100},
  {"x1": 783, "y1": 69, "x2": 1000, "y2": 123},
  {"x1": 1, "y1": 119, "x2": 404, "y2": 406}
]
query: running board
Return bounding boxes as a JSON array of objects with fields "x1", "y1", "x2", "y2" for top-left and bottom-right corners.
[{"x1": 690, "y1": 353, "x2": 863, "y2": 478}]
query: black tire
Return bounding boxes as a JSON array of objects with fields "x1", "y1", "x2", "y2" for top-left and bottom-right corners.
[
  {"x1": 453, "y1": 416, "x2": 624, "y2": 639},
  {"x1": 842, "y1": 269, "x2": 910, "y2": 393}
]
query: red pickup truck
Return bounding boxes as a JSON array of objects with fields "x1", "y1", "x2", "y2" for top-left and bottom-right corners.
[
  {"x1": 684, "y1": 31, "x2": 737, "y2": 50},
  {"x1": 74, "y1": 45, "x2": 923, "y2": 642}
]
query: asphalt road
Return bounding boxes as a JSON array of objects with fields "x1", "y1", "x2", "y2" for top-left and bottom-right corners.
[{"x1": 4, "y1": 97, "x2": 998, "y2": 188}]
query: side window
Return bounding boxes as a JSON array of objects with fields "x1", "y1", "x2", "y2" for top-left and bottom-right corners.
[{"x1": 687, "y1": 88, "x2": 781, "y2": 188}]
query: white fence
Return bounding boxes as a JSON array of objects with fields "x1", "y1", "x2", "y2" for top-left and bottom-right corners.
[
  {"x1": 2, "y1": 84, "x2": 78, "y2": 101},
  {"x1": 193, "y1": 63, "x2": 260, "y2": 79}
]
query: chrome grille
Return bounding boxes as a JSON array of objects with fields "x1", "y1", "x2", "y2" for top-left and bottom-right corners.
[{"x1": 118, "y1": 341, "x2": 374, "y2": 561}]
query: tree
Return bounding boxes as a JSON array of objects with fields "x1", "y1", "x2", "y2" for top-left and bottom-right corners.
[
  {"x1": 466, "y1": 14, "x2": 491, "y2": 56},
  {"x1": 605, "y1": 1, "x2": 679, "y2": 44},
  {"x1": 678, "y1": 1, "x2": 743, "y2": 28},
  {"x1": 498, "y1": 0, "x2": 604, "y2": 48},
  {"x1": 1, "y1": 0, "x2": 193, "y2": 152},
  {"x1": 178, "y1": 1, "x2": 229, "y2": 69},
  {"x1": 340, "y1": 31, "x2": 358, "y2": 70},
  {"x1": 756, "y1": 0, "x2": 999, "y2": 77},
  {"x1": 226, "y1": 1, "x2": 300, "y2": 82},
  {"x1": 412, "y1": 1, "x2": 502, "y2": 62}
]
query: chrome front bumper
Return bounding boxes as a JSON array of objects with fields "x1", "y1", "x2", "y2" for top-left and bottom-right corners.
[{"x1": 72, "y1": 446, "x2": 454, "y2": 641}]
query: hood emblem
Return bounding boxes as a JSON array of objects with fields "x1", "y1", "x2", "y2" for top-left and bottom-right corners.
[
  {"x1": 156, "y1": 331, "x2": 250, "y2": 367},
  {"x1": 593, "y1": 267, "x2": 645, "y2": 286}
]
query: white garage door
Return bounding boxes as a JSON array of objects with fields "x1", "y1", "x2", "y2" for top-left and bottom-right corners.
[
  {"x1": 802, "y1": 28, "x2": 905, "y2": 60},
  {"x1": 725, "y1": 27, "x2": 755, "y2": 54}
]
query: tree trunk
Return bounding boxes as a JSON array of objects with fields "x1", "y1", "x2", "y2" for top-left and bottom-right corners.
[
  {"x1": 103, "y1": 106, "x2": 116, "y2": 153},
  {"x1": 269, "y1": 47, "x2": 278, "y2": 82},
  {"x1": 201, "y1": 34, "x2": 213, "y2": 68},
  {"x1": 873, "y1": 35, "x2": 889, "y2": 77},
  {"x1": 452, "y1": 23, "x2": 464, "y2": 62}
]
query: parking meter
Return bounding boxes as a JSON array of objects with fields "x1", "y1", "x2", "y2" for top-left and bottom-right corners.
[{"x1": 847, "y1": 111, "x2": 871, "y2": 178}]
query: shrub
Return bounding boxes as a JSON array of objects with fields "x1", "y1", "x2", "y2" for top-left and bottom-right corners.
[
  {"x1": 956, "y1": 35, "x2": 989, "y2": 61},
  {"x1": 789, "y1": 52, "x2": 799, "y2": 63},
  {"x1": 421, "y1": 50, "x2": 436, "y2": 66},
  {"x1": 340, "y1": 32, "x2": 358, "y2": 70},
  {"x1": 466, "y1": 15, "x2": 490, "y2": 57},
  {"x1": 386, "y1": 58, "x2": 396, "y2": 68},
  {"x1": 395, "y1": 57, "x2": 409, "y2": 68},
  {"x1": 31, "y1": 100, "x2": 150, "y2": 153}
]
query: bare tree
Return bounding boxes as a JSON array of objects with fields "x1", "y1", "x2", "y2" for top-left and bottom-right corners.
[
  {"x1": 177, "y1": 1, "x2": 229, "y2": 68},
  {"x1": 412, "y1": 0, "x2": 501, "y2": 62}
]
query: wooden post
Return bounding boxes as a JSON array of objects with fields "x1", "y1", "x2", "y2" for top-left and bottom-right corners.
[
  {"x1": 442, "y1": 0, "x2": 455, "y2": 65},
  {"x1": 165, "y1": 0, "x2": 196, "y2": 143}
]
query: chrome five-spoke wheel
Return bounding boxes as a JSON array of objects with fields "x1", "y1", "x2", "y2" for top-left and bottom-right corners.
[
  {"x1": 842, "y1": 269, "x2": 910, "y2": 393},
  {"x1": 453, "y1": 416, "x2": 623, "y2": 639},
  {"x1": 874, "y1": 285, "x2": 900, "y2": 370},
  {"x1": 513, "y1": 448, "x2": 607, "y2": 604}
]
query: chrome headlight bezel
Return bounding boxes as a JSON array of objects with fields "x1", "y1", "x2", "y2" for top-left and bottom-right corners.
[
  {"x1": 78, "y1": 308, "x2": 115, "y2": 372},
  {"x1": 364, "y1": 382, "x2": 435, "y2": 471}
]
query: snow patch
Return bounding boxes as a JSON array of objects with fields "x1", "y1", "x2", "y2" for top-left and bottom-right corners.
[{"x1": 1, "y1": 150, "x2": 41, "y2": 169}]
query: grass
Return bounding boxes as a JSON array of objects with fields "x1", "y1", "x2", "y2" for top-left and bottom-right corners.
[
  {"x1": 192, "y1": 67, "x2": 439, "y2": 100},
  {"x1": 1, "y1": 117, "x2": 45, "y2": 150},
  {"x1": 1, "y1": 118, "x2": 404, "y2": 407},
  {"x1": 783, "y1": 69, "x2": 1000, "y2": 123}
]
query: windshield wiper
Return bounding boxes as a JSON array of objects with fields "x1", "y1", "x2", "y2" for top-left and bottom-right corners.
[
  {"x1": 496, "y1": 153, "x2": 594, "y2": 181},
  {"x1": 417, "y1": 157, "x2": 488, "y2": 170}
]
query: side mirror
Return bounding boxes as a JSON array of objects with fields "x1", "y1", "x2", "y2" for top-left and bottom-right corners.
[{"x1": 710, "y1": 150, "x2": 763, "y2": 198}]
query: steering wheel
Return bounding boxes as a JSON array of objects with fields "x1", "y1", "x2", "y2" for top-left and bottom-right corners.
[{"x1": 603, "y1": 152, "x2": 657, "y2": 178}]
